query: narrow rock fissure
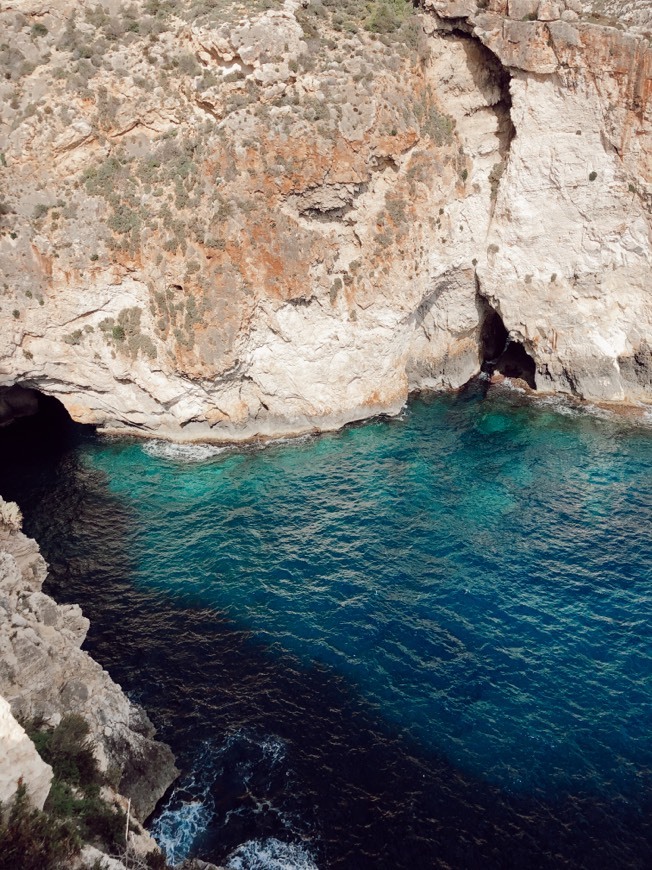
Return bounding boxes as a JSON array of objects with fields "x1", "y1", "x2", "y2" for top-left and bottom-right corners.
[
  {"x1": 488, "y1": 56, "x2": 516, "y2": 215},
  {"x1": 426, "y1": 11, "x2": 516, "y2": 212}
]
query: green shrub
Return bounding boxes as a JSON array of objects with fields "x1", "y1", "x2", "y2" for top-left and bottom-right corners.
[
  {"x1": 52, "y1": 716, "x2": 99, "y2": 789},
  {"x1": 366, "y1": 2, "x2": 400, "y2": 34},
  {"x1": 176, "y1": 52, "x2": 201, "y2": 77},
  {"x1": 46, "y1": 779, "x2": 126, "y2": 851},
  {"x1": 32, "y1": 203, "x2": 50, "y2": 220},
  {"x1": 63, "y1": 330, "x2": 83, "y2": 346},
  {"x1": 421, "y1": 102, "x2": 454, "y2": 145},
  {"x1": 489, "y1": 160, "x2": 505, "y2": 200},
  {"x1": 21, "y1": 716, "x2": 128, "y2": 853},
  {"x1": 107, "y1": 205, "x2": 141, "y2": 235},
  {"x1": 0, "y1": 782, "x2": 80, "y2": 870},
  {"x1": 589, "y1": 170, "x2": 597, "y2": 181},
  {"x1": 45, "y1": 780, "x2": 77, "y2": 819},
  {"x1": 29, "y1": 714, "x2": 101, "y2": 792},
  {"x1": 78, "y1": 795, "x2": 125, "y2": 848}
]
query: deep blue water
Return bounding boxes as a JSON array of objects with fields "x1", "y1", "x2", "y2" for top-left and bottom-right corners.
[{"x1": 1, "y1": 387, "x2": 651, "y2": 869}]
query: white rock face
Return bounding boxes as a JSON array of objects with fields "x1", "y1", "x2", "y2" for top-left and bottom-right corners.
[
  {"x1": 0, "y1": 0, "x2": 649, "y2": 441},
  {"x1": 0, "y1": 693, "x2": 52, "y2": 811},
  {"x1": 470, "y1": 14, "x2": 652, "y2": 402},
  {"x1": 481, "y1": 69, "x2": 651, "y2": 398}
]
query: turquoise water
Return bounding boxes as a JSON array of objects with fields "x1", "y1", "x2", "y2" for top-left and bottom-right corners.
[{"x1": 2, "y1": 388, "x2": 652, "y2": 867}]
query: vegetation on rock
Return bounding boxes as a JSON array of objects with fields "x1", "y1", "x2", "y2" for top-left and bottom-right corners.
[
  {"x1": 0, "y1": 781, "x2": 79, "y2": 870},
  {"x1": 17, "y1": 715, "x2": 127, "y2": 854}
]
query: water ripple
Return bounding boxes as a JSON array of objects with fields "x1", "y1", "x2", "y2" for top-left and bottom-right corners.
[{"x1": 2, "y1": 391, "x2": 651, "y2": 868}]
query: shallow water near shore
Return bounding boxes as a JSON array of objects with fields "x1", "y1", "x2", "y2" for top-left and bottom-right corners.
[{"x1": 1, "y1": 389, "x2": 651, "y2": 868}]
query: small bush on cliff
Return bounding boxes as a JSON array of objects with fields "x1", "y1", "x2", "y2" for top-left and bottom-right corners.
[
  {"x1": 24, "y1": 715, "x2": 128, "y2": 853},
  {"x1": 0, "y1": 781, "x2": 80, "y2": 870},
  {"x1": 366, "y1": 1, "x2": 401, "y2": 33},
  {"x1": 45, "y1": 781, "x2": 125, "y2": 850},
  {"x1": 29, "y1": 714, "x2": 101, "y2": 791}
]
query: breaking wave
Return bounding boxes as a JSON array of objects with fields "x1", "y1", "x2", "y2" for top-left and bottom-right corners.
[
  {"x1": 225, "y1": 838, "x2": 319, "y2": 870},
  {"x1": 149, "y1": 741, "x2": 220, "y2": 864},
  {"x1": 150, "y1": 730, "x2": 311, "y2": 866},
  {"x1": 142, "y1": 440, "x2": 229, "y2": 463}
]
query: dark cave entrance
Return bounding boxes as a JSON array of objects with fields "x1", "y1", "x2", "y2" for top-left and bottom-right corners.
[
  {"x1": 0, "y1": 384, "x2": 92, "y2": 463},
  {"x1": 478, "y1": 301, "x2": 537, "y2": 389}
]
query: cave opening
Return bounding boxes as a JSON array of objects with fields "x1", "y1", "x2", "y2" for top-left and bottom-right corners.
[
  {"x1": 478, "y1": 301, "x2": 537, "y2": 390},
  {"x1": 0, "y1": 384, "x2": 92, "y2": 464}
]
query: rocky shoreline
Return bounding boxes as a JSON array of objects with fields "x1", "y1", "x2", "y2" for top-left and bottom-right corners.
[
  {"x1": 0, "y1": 495, "x2": 179, "y2": 866},
  {"x1": 102, "y1": 381, "x2": 652, "y2": 445}
]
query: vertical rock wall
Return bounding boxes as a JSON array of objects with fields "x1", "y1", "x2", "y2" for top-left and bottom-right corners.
[
  {"x1": 0, "y1": 693, "x2": 53, "y2": 811},
  {"x1": 430, "y1": 0, "x2": 652, "y2": 402}
]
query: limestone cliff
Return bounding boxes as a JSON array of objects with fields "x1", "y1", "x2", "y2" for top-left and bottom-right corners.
[
  {"x1": 0, "y1": 0, "x2": 650, "y2": 440},
  {"x1": 0, "y1": 692, "x2": 53, "y2": 811},
  {"x1": 0, "y1": 496, "x2": 178, "y2": 821},
  {"x1": 430, "y1": 0, "x2": 652, "y2": 401}
]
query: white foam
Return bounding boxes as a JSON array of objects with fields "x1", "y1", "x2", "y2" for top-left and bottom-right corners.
[
  {"x1": 251, "y1": 434, "x2": 315, "y2": 450},
  {"x1": 219, "y1": 729, "x2": 287, "y2": 789},
  {"x1": 221, "y1": 728, "x2": 286, "y2": 760},
  {"x1": 150, "y1": 732, "x2": 301, "y2": 865},
  {"x1": 225, "y1": 838, "x2": 319, "y2": 870},
  {"x1": 142, "y1": 432, "x2": 318, "y2": 464},
  {"x1": 533, "y1": 394, "x2": 615, "y2": 420},
  {"x1": 151, "y1": 799, "x2": 213, "y2": 866},
  {"x1": 149, "y1": 740, "x2": 219, "y2": 864},
  {"x1": 499, "y1": 377, "x2": 527, "y2": 394},
  {"x1": 259, "y1": 734, "x2": 287, "y2": 768},
  {"x1": 142, "y1": 440, "x2": 229, "y2": 463}
]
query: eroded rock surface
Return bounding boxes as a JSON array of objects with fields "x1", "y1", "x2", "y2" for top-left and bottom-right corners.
[
  {"x1": 0, "y1": 0, "x2": 650, "y2": 439},
  {"x1": 0, "y1": 692, "x2": 53, "y2": 810},
  {"x1": 435, "y1": 0, "x2": 652, "y2": 401},
  {"x1": 0, "y1": 497, "x2": 178, "y2": 820}
]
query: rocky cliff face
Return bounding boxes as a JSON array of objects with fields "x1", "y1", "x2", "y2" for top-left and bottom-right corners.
[
  {"x1": 0, "y1": 692, "x2": 53, "y2": 811},
  {"x1": 0, "y1": 496, "x2": 177, "y2": 820},
  {"x1": 0, "y1": 0, "x2": 650, "y2": 440},
  {"x1": 431, "y1": 0, "x2": 652, "y2": 402}
]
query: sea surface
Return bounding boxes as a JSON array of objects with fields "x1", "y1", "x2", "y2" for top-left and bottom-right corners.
[{"x1": 1, "y1": 387, "x2": 651, "y2": 869}]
